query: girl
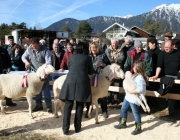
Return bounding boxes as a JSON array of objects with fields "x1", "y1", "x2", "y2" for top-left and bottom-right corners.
[{"x1": 114, "y1": 61, "x2": 148, "y2": 135}]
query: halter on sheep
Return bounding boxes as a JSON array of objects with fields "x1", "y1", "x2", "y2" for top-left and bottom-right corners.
[
  {"x1": 53, "y1": 63, "x2": 125, "y2": 124},
  {"x1": 0, "y1": 63, "x2": 55, "y2": 118},
  {"x1": 123, "y1": 71, "x2": 150, "y2": 112}
]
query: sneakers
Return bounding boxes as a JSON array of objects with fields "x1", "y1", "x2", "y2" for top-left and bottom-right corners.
[
  {"x1": 47, "y1": 107, "x2": 52, "y2": 113},
  {"x1": 32, "y1": 106, "x2": 43, "y2": 112},
  {"x1": 6, "y1": 102, "x2": 17, "y2": 106},
  {"x1": 102, "y1": 112, "x2": 109, "y2": 118}
]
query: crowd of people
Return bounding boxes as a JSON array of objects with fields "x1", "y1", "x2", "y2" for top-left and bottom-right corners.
[{"x1": 0, "y1": 31, "x2": 180, "y2": 135}]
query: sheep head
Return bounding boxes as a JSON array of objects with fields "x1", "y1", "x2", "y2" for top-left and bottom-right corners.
[
  {"x1": 36, "y1": 63, "x2": 55, "y2": 80},
  {"x1": 125, "y1": 71, "x2": 132, "y2": 79},
  {"x1": 102, "y1": 63, "x2": 125, "y2": 81}
]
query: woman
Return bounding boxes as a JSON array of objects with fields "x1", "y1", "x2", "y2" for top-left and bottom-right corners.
[
  {"x1": 87, "y1": 42, "x2": 110, "y2": 118},
  {"x1": 11, "y1": 44, "x2": 22, "y2": 71},
  {"x1": 59, "y1": 42, "x2": 94, "y2": 135}
]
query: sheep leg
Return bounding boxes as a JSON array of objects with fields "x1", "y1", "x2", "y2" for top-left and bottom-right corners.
[
  {"x1": 26, "y1": 95, "x2": 33, "y2": 119},
  {"x1": 94, "y1": 100, "x2": 100, "y2": 124},
  {"x1": 88, "y1": 104, "x2": 92, "y2": 119},
  {"x1": 134, "y1": 94, "x2": 147, "y2": 112},
  {"x1": 54, "y1": 99, "x2": 60, "y2": 118},
  {"x1": 0, "y1": 99, "x2": 5, "y2": 114},
  {"x1": 59, "y1": 100, "x2": 65, "y2": 118},
  {"x1": 140, "y1": 94, "x2": 150, "y2": 112}
]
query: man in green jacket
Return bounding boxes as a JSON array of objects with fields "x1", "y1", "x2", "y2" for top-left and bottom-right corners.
[{"x1": 124, "y1": 40, "x2": 153, "y2": 77}]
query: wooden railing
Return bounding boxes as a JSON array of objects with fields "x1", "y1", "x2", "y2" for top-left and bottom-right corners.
[{"x1": 49, "y1": 78, "x2": 180, "y2": 100}]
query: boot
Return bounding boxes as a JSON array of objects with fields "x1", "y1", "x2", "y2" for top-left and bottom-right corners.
[
  {"x1": 131, "y1": 123, "x2": 142, "y2": 135},
  {"x1": 114, "y1": 118, "x2": 127, "y2": 129},
  {"x1": 5, "y1": 98, "x2": 17, "y2": 106}
]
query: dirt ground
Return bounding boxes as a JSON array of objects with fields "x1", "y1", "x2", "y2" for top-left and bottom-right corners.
[{"x1": 0, "y1": 98, "x2": 180, "y2": 140}]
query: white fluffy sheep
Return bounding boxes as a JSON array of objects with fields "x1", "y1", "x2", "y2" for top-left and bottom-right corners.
[
  {"x1": 0, "y1": 63, "x2": 55, "y2": 118},
  {"x1": 123, "y1": 71, "x2": 150, "y2": 112},
  {"x1": 53, "y1": 63, "x2": 125, "y2": 124}
]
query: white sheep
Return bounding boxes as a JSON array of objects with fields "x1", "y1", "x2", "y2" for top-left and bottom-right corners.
[
  {"x1": 123, "y1": 71, "x2": 150, "y2": 112},
  {"x1": 0, "y1": 63, "x2": 55, "y2": 118},
  {"x1": 53, "y1": 63, "x2": 125, "y2": 124}
]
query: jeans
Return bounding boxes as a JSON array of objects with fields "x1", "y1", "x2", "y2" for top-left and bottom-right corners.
[
  {"x1": 121, "y1": 99, "x2": 141, "y2": 123},
  {"x1": 35, "y1": 76, "x2": 52, "y2": 107}
]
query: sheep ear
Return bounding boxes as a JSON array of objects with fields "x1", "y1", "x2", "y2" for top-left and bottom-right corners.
[
  {"x1": 108, "y1": 70, "x2": 115, "y2": 81},
  {"x1": 41, "y1": 69, "x2": 45, "y2": 79}
]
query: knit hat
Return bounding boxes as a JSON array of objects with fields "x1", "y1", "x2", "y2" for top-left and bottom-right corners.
[
  {"x1": 164, "y1": 31, "x2": 173, "y2": 37},
  {"x1": 134, "y1": 40, "x2": 143, "y2": 47}
]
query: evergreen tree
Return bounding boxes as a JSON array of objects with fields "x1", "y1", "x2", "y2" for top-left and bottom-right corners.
[{"x1": 75, "y1": 21, "x2": 92, "y2": 39}]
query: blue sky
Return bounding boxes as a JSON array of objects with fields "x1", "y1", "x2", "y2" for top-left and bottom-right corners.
[{"x1": 0, "y1": 0, "x2": 179, "y2": 29}]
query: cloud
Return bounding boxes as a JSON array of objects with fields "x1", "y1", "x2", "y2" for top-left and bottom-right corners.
[
  {"x1": 39, "y1": 0, "x2": 99, "y2": 25},
  {"x1": 0, "y1": 0, "x2": 100, "y2": 28},
  {"x1": 9, "y1": 0, "x2": 24, "y2": 16}
]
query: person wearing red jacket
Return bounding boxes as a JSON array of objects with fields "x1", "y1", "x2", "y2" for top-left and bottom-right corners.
[{"x1": 59, "y1": 43, "x2": 74, "y2": 72}]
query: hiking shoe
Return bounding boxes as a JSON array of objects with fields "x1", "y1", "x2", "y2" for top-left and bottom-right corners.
[
  {"x1": 6, "y1": 102, "x2": 17, "y2": 106},
  {"x1": 47, "y1": 107, "x2": 52, "y2": 113},
  {"x1": 32, "y1": 106, "x2": 43, "y2": 112},
  {"x1": 102, "y1": 112, "x2": 109, "y2": 118}
]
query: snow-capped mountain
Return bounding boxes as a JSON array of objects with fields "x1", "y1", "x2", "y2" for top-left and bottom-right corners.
[
  {"x1": 114, "y1": 15, "x2": 133, "y2": 19},
  {"x1": 45, "y1": 4, "x2": 180, "y2": 33}
]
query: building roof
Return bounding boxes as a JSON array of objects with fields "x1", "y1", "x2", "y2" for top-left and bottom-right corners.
[
  {"x1": 102, "y1": 22, "x2": 130, "y2": 33},
  {"x1": 131, "y1": 26, "x2": 155, "y2": 38}
]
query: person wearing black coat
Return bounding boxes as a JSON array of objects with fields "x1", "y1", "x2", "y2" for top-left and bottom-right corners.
[
  {"x1": 59, "y1": 42, "x2": 94, "y2": 135},
  {"x1": 146, "y1": 38, "x2": 161, "y2": 108},
  {"x1": 0, "y1": 45, "x2": 17, "y2": 106}
]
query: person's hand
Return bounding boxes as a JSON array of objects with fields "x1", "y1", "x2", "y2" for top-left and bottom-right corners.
[
  {"x1": 25, "y1": 61, "x2": 30, "y2": 67},
  {"x1": 149, "y1": 76, "x2": 158, "y2": 81},
  {"x1": 95, "y1": 62, "x2": 100, "y2": 67},
  {"x1": 59, "y1": 68, "x2": 64, "y2": 72}
]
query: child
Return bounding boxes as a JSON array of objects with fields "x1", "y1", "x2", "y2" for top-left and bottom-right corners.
[{"x1": 114, "y1": 61, "x2": 148, "y2": 135}]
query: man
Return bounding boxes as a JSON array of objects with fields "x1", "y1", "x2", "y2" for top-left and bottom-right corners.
[
  {"x1": 0, "y1": 39, "x2": 16, "y2": 106},
  {"x1": 51, "y1": 43, "x2": 64, "y2": 70},
  {"x1": 105, "y1": 38, "x2": 125, "y2": 104},
  {"x1": 105, "y1": 38, "x2": 124, "y2": 67},
  {"x1": 5, "y1": 36, "x2": 16, "y2": 56},
  {"x1": 150, "y1": 40, "x2": 180, "y2": 120},
  {"x1": 124, "y1": 40, "x2": 153, "y2": 77},
  {"x1": 121, "y1": 35, "x2": 134, "y2": 70},
  {"x1": 161, "y1": 31, "x2": 173, "y2": 51},
  {"x1": 22, "y1": 37, "x2": 52, "y2": 112},
  {"x1": 59, "y1": 43, "x2": 74, "y2": 72}
]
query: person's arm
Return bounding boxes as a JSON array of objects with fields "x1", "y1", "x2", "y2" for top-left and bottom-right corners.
[
  {"x1": 127, "y1": 76, "x2": 146, "y2": 94},
  {"x1": 88, "y1": 56, "x2": 95, "y2": 75},
  {"x1": 21, "y1": 48, "x2": 30, "y2": 67},
  {"x1": 115, "y1": 50, "x2": 125, "y2": 64},
  {"x1": 145, "y1": 57, "x2": 153, "y2": 77},
  {"x1": 150, "y1": 67, "x2": 162, "y2": 80},
  {"x1": 124, "y1": 55, "x2": 131, "y2": 72},
  {"x1": 150, "y1": 52, "x2": 163, "y2": 80},
  {"x1": 59, "y1": 52, "x2": 66, "y2": 71},
  {"x1": 45, "y1": 49, "x2": 52, "y2": 64},
  {"x1": 105, "y1": 48, "x2": 115, "y2": 63}
]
